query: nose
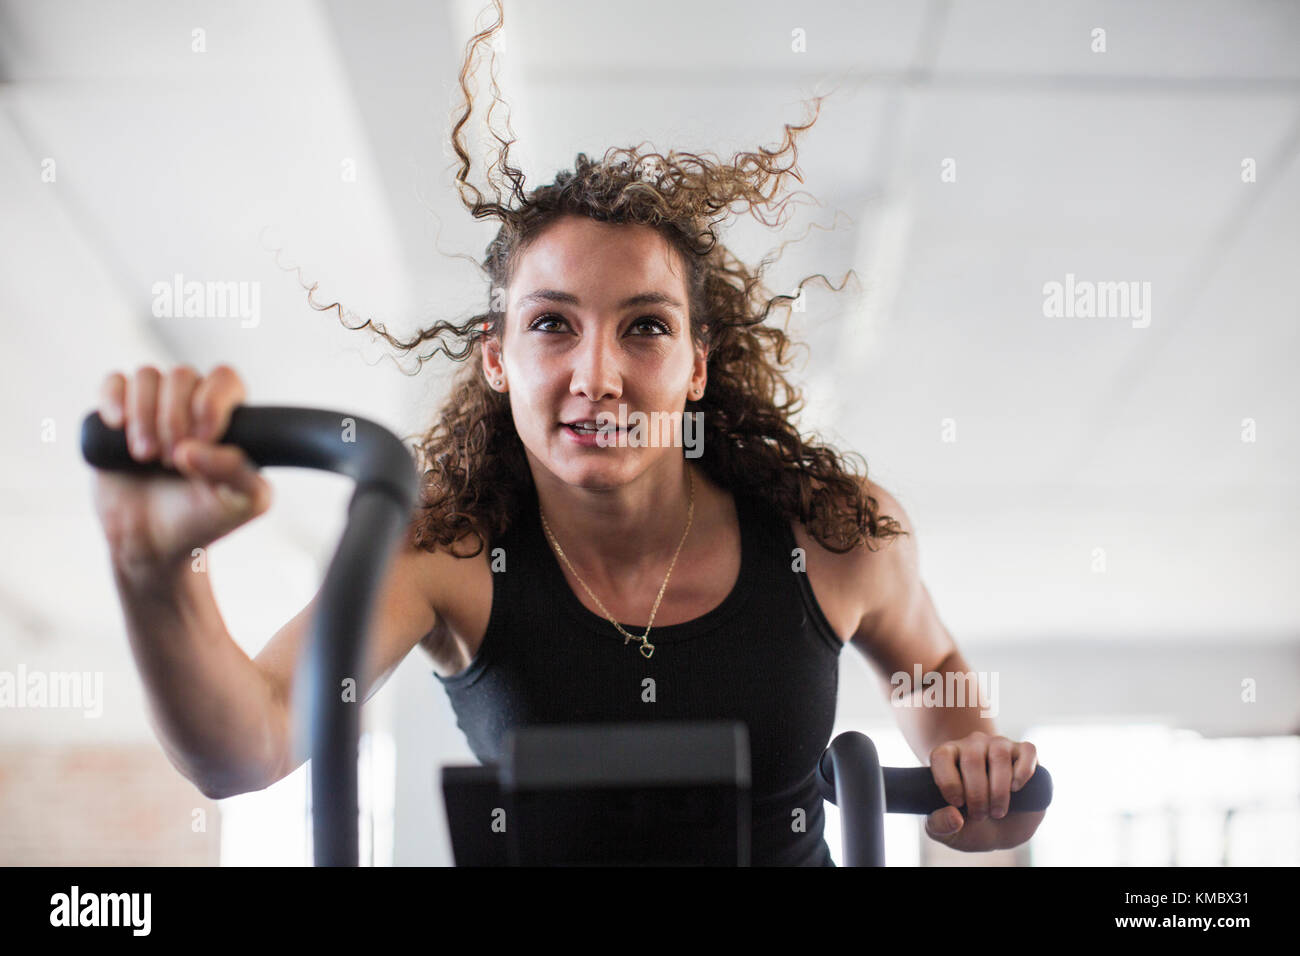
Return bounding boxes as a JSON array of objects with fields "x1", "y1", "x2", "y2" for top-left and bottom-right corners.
[{"x1": 568, "y1": 332, "x2": 622, "y2": 402}]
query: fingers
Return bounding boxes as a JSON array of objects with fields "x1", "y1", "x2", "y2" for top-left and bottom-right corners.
[
  {"x1": 157, "y1": 366, "x2": 201, "y2": 467},
  {"x1": 174, "y1": 443, "x2": 270, "y2": 514},
  {"x1": 105, "y1": 364, "x2": 246, "y2": 466},
  {"x1": 925, "y1": 805, "x2": 964, "y2": 843},
  {"x1": 926, "y1": 735, "x2": 1043, "y2": 850},
  {"x1": 190, "y1": 364, "x2": 246, "y2": 443},
  {"x1": 99, "y1": 372, "x2": 127, "y2": 428},
  {"x1": 126, "y1": 366, "x2": 162, "y2": 460},
  {"x1": 988, "y1": 737, "x2": 1014, "y2": 819},
  {"x1": 929, "y1": 741, "x2": 964, "y2": 810},
  {"x1": 1010, "y1": 740, "x2": 1038, "y2": 793},
  {"x1": 931, "y1": 733, "x2": 992, "y2": 822},
  {"x1": 958, "y1": 736, "x2": 991, "y2": 822},
  {"x1": 174, "y1": 443, "x2": 252, "y2": 491}
]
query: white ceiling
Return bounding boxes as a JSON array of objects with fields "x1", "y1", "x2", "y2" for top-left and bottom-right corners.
[{"x1": 1, "y1": 0, "x2": 1297, "y2": 721}]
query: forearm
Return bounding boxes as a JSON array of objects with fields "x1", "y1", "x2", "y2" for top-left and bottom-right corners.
[
  {"x1": 112, "y1": 558, "x2": 284, "y2": 798},
  {"x1": 892, "y1": 650, "x2": 999, "y2": 763}
]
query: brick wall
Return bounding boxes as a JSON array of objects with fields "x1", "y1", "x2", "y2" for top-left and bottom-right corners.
[{"x1": 0, "y1": 743, "x2": 221, "y2": 865}]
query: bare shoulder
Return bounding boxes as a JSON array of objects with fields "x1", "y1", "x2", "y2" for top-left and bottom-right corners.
[
  {"x1": 397, "y1": 531, "x2": 494, "y2": 616},
  {"x1": 789, "y1": 478, "x2": 913, "y2": 572},
  {"x1": 789, "y1": 478, "x2": 916, "y2": 640},
  {"x1": 393, "y1": 530, "x2": 495, "y2": 666}
]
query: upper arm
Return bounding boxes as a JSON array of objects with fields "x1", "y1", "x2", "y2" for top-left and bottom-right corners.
[
  {"x1": 252, "y1": 537, "x2": 443, "y2": 783},
  {"x1": 850, "y1": 481, "x2": 956, "y2": 684}
]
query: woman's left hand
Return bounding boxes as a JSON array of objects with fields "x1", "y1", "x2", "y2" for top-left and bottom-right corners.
[{"x1": 924, "y1": 731, "x2": 1046, "y2": 852}]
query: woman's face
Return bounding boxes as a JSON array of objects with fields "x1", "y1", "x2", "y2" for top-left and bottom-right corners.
[{"x1": 484, "y1": 214, "x2": 707, "y2": 491}]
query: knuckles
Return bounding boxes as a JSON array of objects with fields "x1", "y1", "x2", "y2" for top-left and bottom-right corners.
[
  {"x1": 102, "y1": 366, "x2": 244, "y2": 447},
  {"x1": 165, "y1": 365, "x2": 200, "y2": 387}
]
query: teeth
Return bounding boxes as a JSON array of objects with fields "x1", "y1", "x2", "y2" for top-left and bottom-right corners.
[{"x1": 565, "y1": 420, "x2": 625, "y2": 433}]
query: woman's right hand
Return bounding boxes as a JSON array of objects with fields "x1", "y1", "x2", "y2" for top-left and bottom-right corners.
[{"x1": 92, "y1": 365, "x2": 273, "y2": 577}]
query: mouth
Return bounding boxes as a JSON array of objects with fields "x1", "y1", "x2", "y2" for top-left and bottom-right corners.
[{"x1": 560, "y1": 418, "x2": 623, "y2": 436}]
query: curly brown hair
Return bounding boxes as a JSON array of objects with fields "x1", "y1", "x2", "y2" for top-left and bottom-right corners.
[{"x1": 296, "y1": 0, "x2": 905, "y2": 559}]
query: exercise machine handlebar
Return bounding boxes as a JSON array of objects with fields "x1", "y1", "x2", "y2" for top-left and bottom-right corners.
[
  {"x1": 816, "y1": 730, "x2": 1053, "y2": 865},
  {"x1": 81, "y1": 405, "x2": 419, "y2": 866}
]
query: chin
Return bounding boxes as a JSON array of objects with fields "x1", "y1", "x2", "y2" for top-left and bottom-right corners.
[
  {"x1": 565, "y1": 463, "x2": 631, "y2": 491},
  {"x1": 552, "y1": 453, "x2": 636, "y2": 489}
]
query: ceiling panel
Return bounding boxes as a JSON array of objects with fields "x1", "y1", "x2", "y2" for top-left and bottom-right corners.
[{"x1": 0, "y1": 0, "x2": 1296, "y2": 652}]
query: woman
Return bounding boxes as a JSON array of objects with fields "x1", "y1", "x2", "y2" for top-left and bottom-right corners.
[{"x1": 92, "y1": 0, "x2": 1044, "y2": 865}]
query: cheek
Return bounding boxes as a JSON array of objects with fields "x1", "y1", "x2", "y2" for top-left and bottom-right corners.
[
  {"x1": 505, "y1": 373, "x2": 561, "y2": 435},
  {"x1": 518, "y1": 355, "x2": 578, "y2": 403}
]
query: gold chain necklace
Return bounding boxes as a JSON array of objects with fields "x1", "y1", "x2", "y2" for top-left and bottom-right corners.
[{"x1": 539, "y1": 468, "x2": 695, "y2": 659}]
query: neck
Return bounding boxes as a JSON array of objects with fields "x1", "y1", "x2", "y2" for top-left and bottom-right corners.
[{"x1": 531, "y1": 456, "x2": 699, "y2": 588}]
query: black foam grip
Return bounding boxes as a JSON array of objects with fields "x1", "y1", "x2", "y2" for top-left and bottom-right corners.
[
  {"x1": 882, "y1": 764, "x2": 1053, "y2": 815},
  {"x1": 80, "y1": 405, "x2": 418, "y2": 508},
  {"x1": 81, "y1": 411, "x2": 185, "y2": 475}
]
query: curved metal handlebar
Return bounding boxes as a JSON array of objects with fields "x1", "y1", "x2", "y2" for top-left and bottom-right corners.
[
  {"x1": 81, "y1": 405, "x2": 416, "y2": 506},
  {"x1": 817, "y1": 731, "x2": 1053, "y2": 865},
  {"x1": 81, "y1": 405, "x2": 419, "y2": 866}
]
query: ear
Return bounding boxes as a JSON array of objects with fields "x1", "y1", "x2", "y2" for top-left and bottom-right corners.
[
  {"x1": 688, "y1": 333, "x2": 708, "y2": 400},
  {"x1": 482, "y1": 333, "x2": 507, "y2": 392}
]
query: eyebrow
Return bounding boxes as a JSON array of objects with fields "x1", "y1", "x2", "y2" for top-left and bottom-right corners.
[{"x1": 515, "y1": 289, "x2": 684, "y2": 312}]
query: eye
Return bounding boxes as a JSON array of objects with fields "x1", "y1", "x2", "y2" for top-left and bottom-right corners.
[
  {"x1": 630, "y1": 316, "x2": 671, "y2": 336},
  {"x1": 527, "y1": 314, "x2": 568, "y2": 333},
  {"x1": 527, "y1": 314, "x2": 671, "y2": 336}
]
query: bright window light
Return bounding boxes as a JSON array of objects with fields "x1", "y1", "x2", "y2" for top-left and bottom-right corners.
[
  {"x1": 1022, "y1": 723, "x2": 1300, "y2": 867},
  {"x1": 218, "y1": 762, "x2": 309, "y2": 866},
  {"x1": 219, "y1": 729, "x2": 395, "y2": 866}
]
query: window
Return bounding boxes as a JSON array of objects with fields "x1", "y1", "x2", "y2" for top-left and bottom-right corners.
[
  {"x1": 219, "y1": 729, "x2": 395, "y2": 866},
  {"x1": 821, "y1": 721, "x2": 1299, "y2": 866},
  {"x1": 1022, "y1": 723, "x2": 1300, "y2": 867}
]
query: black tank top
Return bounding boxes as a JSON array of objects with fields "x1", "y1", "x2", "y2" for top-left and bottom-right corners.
[{"x1": 434, "y1": 484, "x2": 845, "y2": 866}]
